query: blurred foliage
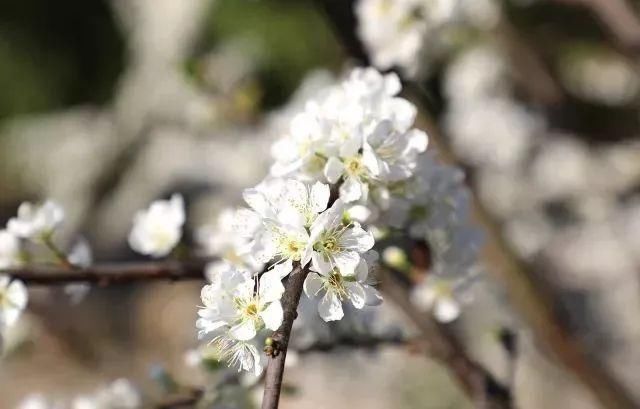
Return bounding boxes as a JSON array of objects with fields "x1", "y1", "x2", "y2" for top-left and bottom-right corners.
[
  {"x1": 0, "y1": 0, "x2": 124, "y2": 121},
  {"x1": 198, "y1": 0, "x2": 343, "y2": 109}
]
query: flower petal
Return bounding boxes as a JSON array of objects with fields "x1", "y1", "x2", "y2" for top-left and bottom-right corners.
[
  {"x1": 324, "y1": 157, "x2": 344, "y2": 184},
  {"x1": 303, "y1": 273, "x2": 324, "y2": 298},
  {"x1": 260, "y1": 301, "x2": 283, "y2": 331},
  {"x1": 345, "y1": 282, "x2": 366, "y2": 309},
  {"x1": 310, "y1": 182, "x2": 330, "y2": 213},
  {"x1": 229, "y1": 320, "x2": 257, "y2": 341},
  {"x1": 318, "y1": 291, "x2": 344, "y2": 322}
]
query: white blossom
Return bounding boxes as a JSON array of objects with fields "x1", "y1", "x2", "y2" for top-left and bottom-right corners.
[
  {"x1": 128, "y1": 194, "x2": 185, "y2": 258},
  {"x1": 197, "y1": 266, "x2": 284, "y2": 342},
  {"x1": 304, "y1": 252, "x2": 382, "y2": 322},
  {"x1": 209, "y1": 334, "x2": 263, "y2": 376},
  {"x1": 197, "y1": 207, "x2": 263, "y2": 275},
  {"x1": 64, "y1": 239, "x2": 93, "y2": 304},
  {"x1": 0, "y1": 274, "x2": 28, "y2": 328},
  {"x1": 7, "y1": 201, "x2": 64, "y2": 241},
  {"x1": 0, "y1": 230, "x2": 22, "y2": 269},
  {"x1": 308, "y1": 199, "x2": 374, "y2": 276},
  {"x1": 355, "y1": 0, "x2": 433, "y2": 75},
  {"x1": 411, "y1": 275, "x2": 462, "y2": 323},
  {"x1": 270, "y1": 68, "x2": 428, "y2": 204},
  {"x1": 72, "y1": 379, "x2": 141, "y2": 409}
]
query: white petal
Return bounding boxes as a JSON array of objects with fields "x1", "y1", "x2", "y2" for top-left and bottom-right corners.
[
  {"x1": 324, "y1": 157, "x2": 344, "y2": 184},
  {"x1": 310, "y1": 182, "x2": 330, "y2": 213},
  {"x1": 340, "y1": 225, "x2": 374, "y2": 253},
  {"x1": 339, "y1": 177, "x2": 362, "y2": 202},
  {"x1": 333, "y1": 251, "x2": 360, "y2": 276},
  {"x1": 364, "y1": 285, "x2": 383, "y2": 306},
  {"x1": 260, "y1": 301, "x2": 283, "y2": 331},
  {"x1": 7, "y1": 280, "x2": 27, "y2": 310},
  {"x1": 318, "y1": 291, "x2": 344, "y2": 322},
  {"x1": 355, "y1": 258, "x2": 369, "y2": 282},
  {"x1": 345, "y1": 282, "x2": 366, "y2": 309},
  {"x1": 259, "y1": 270, "x2": 285, "y2": 303},
  {"x1": 242, "y1": 188, "x2": 270, "y2": 218},
  {"x1": 311, "y1": 251, "x2": 333, "y2": 275},
  {"x1": 303, "y1": 273, "x2": 324, "y2": 298},
  {"x1": 270, "y1": 259, "x2": 293, "y2": 278},
  {"x1": 229, "y1": 320, "x2": 257, "y2": 341},
  {"x1": 434, "y1": 298, "x2": 461, "y2": 323}
]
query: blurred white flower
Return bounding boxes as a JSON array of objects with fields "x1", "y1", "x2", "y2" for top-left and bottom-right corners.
[
  {"x1": 197, "y1": 207, "x2": 263, "y2": 274},
  {"x1": 64, "y1": 239, "x2": 94, "y2": 304},
  {"x1": 355, "y1": 0, "x2": 436, "y2": 75},
  {"x1": 411, "y1": 276, "x2": 461, "y2": 323},
  {"x1": 16, "y1": 395, "x2": 59, "y2": 409},
  {"x1": 7, "y1": 201, "x2": 64, "y2": 241},
  {"x1": 304, "y1": 252, "x2": 382, "y2": 322},
  {"x1": 72, "y1": 379, "x2": 141, "y2": 409},
  {"x1": 128, "y1": 194, "x2": 185, "y2": 257},
  {"x1": 0, "y1": 230, "x2": 22, "y2": 269},
  {"x1": 0, "y1": 274, "x2": 28, "y2": 328}
]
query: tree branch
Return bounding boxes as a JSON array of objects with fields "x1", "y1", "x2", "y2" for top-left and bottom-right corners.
[
  {"x1": 261, "y1": 262, "x2": 310, "y2": 409},
  {"x1": 1, "y1": 260, "x2": 209, "y2": 286},
  {"x1": 380, "y1": 268, "x2": 512, "y2": 409}
]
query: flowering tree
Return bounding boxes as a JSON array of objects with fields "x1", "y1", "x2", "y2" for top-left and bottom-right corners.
[{"x1": 1, "y1": 0, "x2": 638, "y2": 408}]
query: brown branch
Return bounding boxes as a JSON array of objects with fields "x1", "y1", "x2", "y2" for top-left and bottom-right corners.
[
  {"x1": 313, "y1": 1, "x2": 638, "y2": 408},
  {"x1": 2, "y1": 260, "x2": 209, "y2": 286},
  {"x1": 261, "y1": 262, "x2": 310, "y2": 409},
  {"x1": 380, "y1": 268, "x2": 512, "y2": 409},
  {"x1": 553, "y1": 0, "x2": 640, "y2": 59}
]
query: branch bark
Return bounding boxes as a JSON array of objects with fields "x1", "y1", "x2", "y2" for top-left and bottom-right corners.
[
  {"x1": 261, "y1": 263, "x2": 309, "y2": 409},
  {"x1": 2, "y1": 260, "x2": 209, "y2": 286},
  {"x1": 380, "y1": 268, "x2": 512, "y2": 409}
]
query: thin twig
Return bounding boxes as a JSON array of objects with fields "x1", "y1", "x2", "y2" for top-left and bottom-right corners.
[{"x1": 1, "y1": 260, "x2": 209, "y2": 286}]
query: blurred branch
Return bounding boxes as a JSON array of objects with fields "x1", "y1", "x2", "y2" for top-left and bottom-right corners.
[
  {"x1": 2, "y1": 259, "x2": 209, "y2": 286},
  {"x1": 313, "y1": 1, "x2": 639, "y2": 409},
  {"x1": 553, "y1": 0, "x2": 640, "y2": 59},
  {"x1": 380, "y1": 267, "x2": 513, "y2": 409},
  {"x1": 494, "y1": 19, "x2": 566, "y2": 106}
]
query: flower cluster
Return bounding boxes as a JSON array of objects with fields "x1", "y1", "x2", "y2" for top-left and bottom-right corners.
[
  {"x1": 194, "y1": 67, "x2": 484, "y2": 374},
  {"x1": 270, "y1": 68, "x2": 428, "y2": 206},
  {"x1": 195, "y1": 68, "x2": 436, "y2": 374}
]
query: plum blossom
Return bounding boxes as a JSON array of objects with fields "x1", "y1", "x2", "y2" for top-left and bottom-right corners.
[
  {"x1": 308, "y1": 199, "x2": 374, "y2": 276},
  {"x1": 304, "y1": 252, "x2": 382, "y2": 321},
  {"x1": 72, "y1": 379, "x2": 141, "y2": 409},
  {"x1": 210, "y1": 334, "x2": 263, "y2": 376},
  {"x1": 197, "y1": 267, "x2": 284, "y2": 341},
  {"x1": 197, "y1": 207, "x2": 264, "y2": 278},
  {"x1": 270, "y1": 68, "x2": 428, "y2": 204},
  {"x1": 0, "y1": 230, "x2": 22, "y2": 269},
  {"x1": 7, "y1": 201, "x2": 64, "y2": 241},
  {"x1": 0, "y1": 274, "x2": 28, "y2": 328},
  {"x1": 411, "y1": 276, "x2": 462, "y2": 323},
  {"x1": 128, "y1": 194, "x2": 185, "y2": 257}
]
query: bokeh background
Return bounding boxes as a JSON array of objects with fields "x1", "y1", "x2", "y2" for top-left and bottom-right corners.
[{"x1": 1, "y1": 0, "x2": 639, "y2": 408}]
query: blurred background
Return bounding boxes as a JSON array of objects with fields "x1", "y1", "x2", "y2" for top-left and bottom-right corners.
[{"x1": 0, "y1": 0, "x2": 639, "y2": 408}]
